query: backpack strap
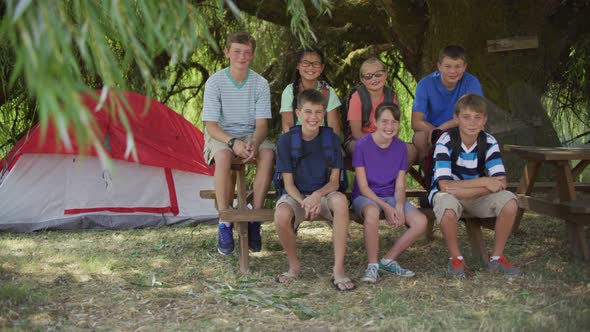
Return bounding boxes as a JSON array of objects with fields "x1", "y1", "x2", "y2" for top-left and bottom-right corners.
[
  {"x1": 291, "y1": 79, "x2": 301, "y2": 125},
  {"x1": 447, "y1": 127, "x2": 462, "y2": 176},
  {"x1": 292, "y1": 80, "x2": 331, "y2": 126},
  {"x1": 383, "y1": 86, "x2": 394, "y2": 105},
  {"x1": 476, "y1": 131, "x2": 488, "y2": 177},
  {"x1": 320, "y1": 126, "x2": 336, "y2": 168},
  {"x1": 319, "y1": 80, "x2": 330, "y2": 99},
  {"x1": 358, "y1": 85, "x2": 395, "y2": 128},
  {"x1": 319, "y1": 126, "x2": 348, "y2": 192},
  {"x1": 448, "y1": 127, "x2": 489, "y2": 178},
  {"x1": 356, "y1": 85, "x2": 372, "y2": 127},
  {"x1": 289, "y1": 125, "x2": 303, "y2": 170}
]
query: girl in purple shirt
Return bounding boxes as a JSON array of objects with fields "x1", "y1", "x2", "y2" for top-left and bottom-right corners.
[{"x1": 352, "y1": 103, "x2": 427, "y2": 283}]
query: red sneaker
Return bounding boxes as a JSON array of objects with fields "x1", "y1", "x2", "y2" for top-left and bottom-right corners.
[{"x1": 488, "y1": 256, "x2": 522, "y2": 276}]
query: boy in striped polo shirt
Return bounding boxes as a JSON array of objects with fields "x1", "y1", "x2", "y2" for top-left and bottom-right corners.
[
  {"x1": 430, "y1": 94, "x2": 522, "y2": 277},
  {"x1": 202, "y1": 31, "x2": 274, "y2": 256}
]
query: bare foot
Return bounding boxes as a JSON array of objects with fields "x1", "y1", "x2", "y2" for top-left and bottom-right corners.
[{"x1": 276, "y1": 271, "x2": 299, "y2": 285}]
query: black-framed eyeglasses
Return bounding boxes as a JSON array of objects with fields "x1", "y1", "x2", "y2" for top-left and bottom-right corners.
[
  {"x1": 299, "y1": 60, "x2": 323, "y2": 68},
  {"x1": 361, "y1": 70, "x2": 386, "y2": 80}
]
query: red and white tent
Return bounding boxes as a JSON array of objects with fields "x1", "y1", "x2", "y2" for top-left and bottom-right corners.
[{"x1": 0, "y1": 91, "x2": 218, "y2": 232}]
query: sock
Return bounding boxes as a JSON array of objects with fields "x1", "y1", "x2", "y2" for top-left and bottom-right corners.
[
  {"x1": 450, "y1": 256, "x2": 464, "y2": 260},
  {"x1": 220, "y1": 221, "x2": 231, "y2": 227},
  {"x1": 380, "y1": 258, "x2": 393, "y2": 265},
  {"x1": 368, "y1": 263, "x2": 379, "y2": 269},
  {"x1": 490, "y1": 256, "x2": 500, "y2": 261}
]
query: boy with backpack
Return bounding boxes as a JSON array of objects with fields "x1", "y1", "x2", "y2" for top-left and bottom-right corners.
[
  {"x1": 412, "y1": 45, "x2": 483, "y2": 164},
  {"x1": 274, "y1": 89, "x2": 355, "y2": 291},
  {"x1": 430, "y1": 93, "x2": 521, "y2": 277},
  {"x1": 202, "y1": 32, "x2": 274, "y2": 256}
]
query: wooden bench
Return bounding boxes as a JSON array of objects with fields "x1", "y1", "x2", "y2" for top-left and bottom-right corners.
[
  {"x1": 201, "y1": 160, "x2": 526, "y2": 272},
  {"x1": 560, "y1": 200, "x2": 590, "y2": 260},
  {"x1": 517, "y1": 194, "x2": 590, "y2": 260}
]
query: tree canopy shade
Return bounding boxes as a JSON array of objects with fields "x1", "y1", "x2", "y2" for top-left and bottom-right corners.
[
  {"x1": 1, "y1": 0, "x2": 589, "y2": 175},
  {"x1": 0, "y1": 0, "x2": 331, "y2": 157},
  {"x1": 239, "y1": 0, "x2": 590, "y2": 150}
]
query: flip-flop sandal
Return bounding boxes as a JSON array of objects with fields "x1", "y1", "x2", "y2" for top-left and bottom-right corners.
[
  {"x1": 332, "y1": 276, "x2": 356, "y2": 291},
  {"x1": 275, "y1": 271, "x2": 299, "y2": 284}
]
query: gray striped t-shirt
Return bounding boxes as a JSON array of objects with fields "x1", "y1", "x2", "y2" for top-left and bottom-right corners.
[{"x1": 202, "y1": 68, "x2": 271, "y2": 137}]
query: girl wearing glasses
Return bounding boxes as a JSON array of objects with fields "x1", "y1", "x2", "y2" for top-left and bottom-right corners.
[
  {"x1": 279, "y1": 48, "x2": 341, "y2": 135},
  {"x1": 344, "y1": 58, "x2": 399, "y2": 155}
]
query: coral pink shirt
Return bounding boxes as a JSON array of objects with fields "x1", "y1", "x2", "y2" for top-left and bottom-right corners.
[{"x1": 347, "y1": 91, "x2": 398, "y2": 134}]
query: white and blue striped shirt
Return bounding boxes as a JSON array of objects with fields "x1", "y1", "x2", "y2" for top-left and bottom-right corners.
[
  {"x1": 428, "y1": 131, "x2": 506, "y2": 204},
  {"x1": 202, "y1": 68, "x2": 271, "y2": 137}
]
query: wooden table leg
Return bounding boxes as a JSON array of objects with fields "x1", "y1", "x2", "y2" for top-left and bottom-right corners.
[
  {"x1": 555, "y1": 161, "x2": 576, "y2": 202},
  {"x1": 554, "y1": 161, "x2": 583, "y2": 259},
  {"x1": 514, "y1": 160, "x2": 541, "y2": 232}
]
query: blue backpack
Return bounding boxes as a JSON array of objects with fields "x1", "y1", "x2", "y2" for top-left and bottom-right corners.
[{"x1": 273, "y1": 125, "x2": 348, "y2": 198}]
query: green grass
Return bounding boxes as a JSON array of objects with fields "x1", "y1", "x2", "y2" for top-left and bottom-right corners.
[{"x1": 0, "y1": 213, "x2": 589, "y2": 331}]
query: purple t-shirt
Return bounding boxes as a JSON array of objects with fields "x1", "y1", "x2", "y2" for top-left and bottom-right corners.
[{"x1": 351, "y1": 134, "x2": 408, "y2": 200}]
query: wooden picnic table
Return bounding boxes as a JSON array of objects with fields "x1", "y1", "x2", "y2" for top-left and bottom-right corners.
[
  {"x1": 503, "y1": 144, "x2": 590, "y2": 260},
  {"x1": 201, "y1": 158, "x2": 513, "y2": 272},
  {"x1": 200, "y1": 159, "x2": 432, "y2": 273}
]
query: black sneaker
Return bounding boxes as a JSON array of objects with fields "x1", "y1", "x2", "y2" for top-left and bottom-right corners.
[
  {"x1": 248, "y1": 222, "x2": 262, "y2": 252},
  {"x1": 217, "y1": 223, "x2": 234, "y2": 256}
]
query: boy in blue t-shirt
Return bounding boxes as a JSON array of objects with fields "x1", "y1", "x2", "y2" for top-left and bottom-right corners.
[
  {"x1": 411, "y1": 45, "x2": 483, "y2": 163},
  {"x1": 431, "y1": 94, "x2": 521, "y2": 277},
  {"x1": 274, "y1": 89, "x2": 355, "y2": 291}
]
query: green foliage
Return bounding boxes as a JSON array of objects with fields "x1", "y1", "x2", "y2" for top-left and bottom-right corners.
[
  {"x1": 544, "y1": 34, "x2": 590, "y2": 146},
  {"x1": 1, "y1": 0, "x2": 218, "y2": 157},
  {"x1": 0, "y1": 0, "x2": 331, "y2": 160},
  {"x1": 286, "y1": 0, "x2": 332, "y2": 46}
]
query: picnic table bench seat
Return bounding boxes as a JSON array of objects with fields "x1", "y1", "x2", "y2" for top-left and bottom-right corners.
[
  {"x1": 199, "y1": 159, "x2": 513, "y2": 272},
  {"x1": 517, "y1": 194, "x2": 590, "y2": 260}
]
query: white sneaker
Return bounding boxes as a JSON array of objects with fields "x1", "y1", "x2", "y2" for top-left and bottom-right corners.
[{"x1": 361, "y1": 265, "x2": 379, "y2": 283}]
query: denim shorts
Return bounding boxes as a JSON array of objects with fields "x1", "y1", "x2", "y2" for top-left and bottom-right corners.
[{"x1": 352, "y1": 195, "x2": 417, "y2": 218}]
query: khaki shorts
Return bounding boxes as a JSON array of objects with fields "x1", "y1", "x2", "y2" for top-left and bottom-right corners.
[
  {"x1": 432, "y1": 190, "x2": 517, "y2": 223},
  {"x1": 203, "y1": 131, "x2": 275, "y2": 165},
  {"x1": 276, "y1": 192, "x2": 341, "y2": 231}
]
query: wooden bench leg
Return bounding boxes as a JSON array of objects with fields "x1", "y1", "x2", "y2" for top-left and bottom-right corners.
[
  {"x1": 576, "y1": 223, "x2": 590, "y2": 261},
  {"x1": 465, "y1": 219, "x2": 488, "y2": 264},
  {"x1": 568, "y1": 222, "x2": 590, "y2": 261},
  {"x1": 236, "y1": 222, "x2": 249, "y2": 272},
  {"x1": 426, "y1": 217, "x2": 435, "y2": 240}
]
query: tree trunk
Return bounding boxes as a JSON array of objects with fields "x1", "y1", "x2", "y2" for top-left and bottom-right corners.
[{"x1": 237, "y1": 0, "x2": 590, "y2": 179}]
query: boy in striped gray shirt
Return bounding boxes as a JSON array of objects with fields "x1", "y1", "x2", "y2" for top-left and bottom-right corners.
[
  {"x1": 430, "y1": 94, "x2": 521, "y2": 277},
  {"x1": 202, "y1": 32, "x2": 274, "y2": 256}
]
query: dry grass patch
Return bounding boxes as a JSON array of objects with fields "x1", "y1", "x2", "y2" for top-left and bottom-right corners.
[{"x1": 0, "y1": 213, "x2": 589, "y2": 331}]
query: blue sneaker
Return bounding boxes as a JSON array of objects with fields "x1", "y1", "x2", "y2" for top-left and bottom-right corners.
[
  {"x1": 379, "y1": 260, "x2": 415, "y2": 278},
  {"x1": 217, "y1": 223, "x2": 234, "y2": 255},
  {"x1": 248, "y1": 222, "x2": 262, "y2": 252}
]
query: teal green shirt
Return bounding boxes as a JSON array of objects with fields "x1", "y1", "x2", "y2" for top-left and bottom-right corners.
[{"x1": 279, "y1": 82, "x2": 341, "y2": 126}]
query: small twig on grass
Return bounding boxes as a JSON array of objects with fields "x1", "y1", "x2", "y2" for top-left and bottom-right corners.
[
  {"x1": 210, "y1": 283, "x2": 319, "y2": 320},
  {"x1": 130, "y1": 274, "x2": 171, "y2": 289}
]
